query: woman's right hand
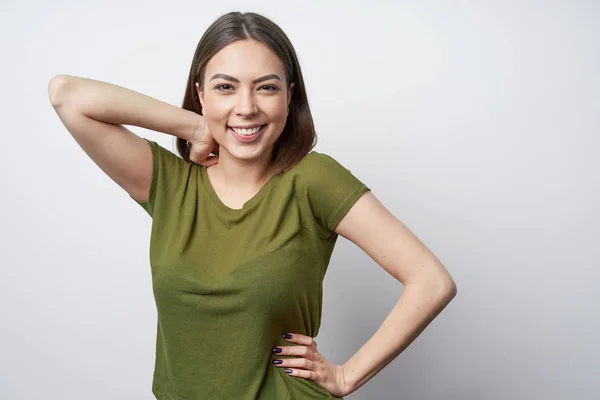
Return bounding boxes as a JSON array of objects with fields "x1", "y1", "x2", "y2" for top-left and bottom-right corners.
[{"x1": 188, "y1": 115, "x2": 219, "y2": 166}]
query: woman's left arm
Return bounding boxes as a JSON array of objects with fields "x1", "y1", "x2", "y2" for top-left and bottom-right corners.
[{"x1": 334, "y1": 191, "x2": 458, "y2": 396}]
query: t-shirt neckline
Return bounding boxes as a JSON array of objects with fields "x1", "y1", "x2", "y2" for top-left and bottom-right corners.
[{"x1": 200, "y1": 165, "x2": 281, "y2": 212}]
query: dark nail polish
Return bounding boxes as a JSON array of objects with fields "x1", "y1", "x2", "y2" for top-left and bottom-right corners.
[
  {"x1": 282, "y1": 333, "x2": 292, "y2": 339},
  {"x1": 272, "y1": 347, "x2": 282, "y2": 353},
  {"x1": 284, "y1": 369, "x2": 292, "y2": 374},
  {"x1": 273, "y1": 360, "x2": 283, "y2": 364}
]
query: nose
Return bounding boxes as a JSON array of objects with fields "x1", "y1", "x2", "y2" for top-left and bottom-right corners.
[{"x1": 234, "y1": 89, "x2": 258, "y2": 117}]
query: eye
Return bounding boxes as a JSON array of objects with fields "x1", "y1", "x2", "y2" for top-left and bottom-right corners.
[
  {"x1": 215, "y1": 84, "x2": 233, "y2": 91},
  {"x1": 260, "y1": 85, "x2": 279, "y2": 91}
]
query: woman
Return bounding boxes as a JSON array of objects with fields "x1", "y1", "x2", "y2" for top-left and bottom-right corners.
[{"x1": 48, "y1": 11, "x2": 457, "y2": 400}]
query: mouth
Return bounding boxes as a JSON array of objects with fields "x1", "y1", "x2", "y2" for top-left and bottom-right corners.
[{"x1": 227, "y1": 124, "x2": 267, "y2": 142}]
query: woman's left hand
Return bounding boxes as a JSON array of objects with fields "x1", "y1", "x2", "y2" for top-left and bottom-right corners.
[{"x1": 272, "y1": 333, "x2": 350, "y2": 398}]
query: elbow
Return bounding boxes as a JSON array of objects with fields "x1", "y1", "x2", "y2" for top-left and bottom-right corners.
[
  {"x1": 439, "y1": 278, "x2": 457, "y2": 303},
  {"x1": 446, "y1": 279, "x2": 458, "y2": 299},
  {"x1": 48, "y1": 74, "x2": 71, "y2": 107}
]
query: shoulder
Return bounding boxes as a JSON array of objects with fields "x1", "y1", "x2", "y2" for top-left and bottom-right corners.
[
  {"x1": 289, "y1": 149, "x2": 370, "y2": 233},
  {"x1": 303, "y1": 150, "x2": 339, "y2": 164},
  {"x1": 293, "y1": 150, "x2": 350, "y2": 178},
  {"x1": 294, "y1": 150, "x2": 363, "y2": 185},
  {"x1": 148, "y1": 139, "x2": 190, "y2": 165}
]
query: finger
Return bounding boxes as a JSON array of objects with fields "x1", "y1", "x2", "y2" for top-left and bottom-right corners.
[
  {"x1": 201, "y1": 156, "x2": 218, "y2": 167},
  {"x1": 207, "y1": 155, "x2": 218, "y2": 166},
  {"x1": 273, "y1": 357, "x2": 315, "y2": 371},
  {"x1": 282, "y1": 367, "x2": 317, "y2": 381},
  {"x1": 274, "y1": 344, "x2": 316, "y2": 360},
  {"x1": 283, "y1": 333, "x2": 317, "y2": 348}
]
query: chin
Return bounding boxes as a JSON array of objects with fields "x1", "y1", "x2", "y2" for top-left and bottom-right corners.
[{"x1": 219, "y1": 140, "x2": 266, "y2": 160}]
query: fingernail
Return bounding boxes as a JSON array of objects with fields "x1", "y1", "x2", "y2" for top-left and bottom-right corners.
[
  {"x1": 272, "y1": 360, "x2": 283, "y2": 364},
  {"x1": 272, "y1": 347, "x2": 282, "y2": 354},
  {"x1": 282, "y1": 333, "x2": 292, "y2": 339},
  {"x1": 284, "y1": 369, "x2": 293, "y2": 374}
]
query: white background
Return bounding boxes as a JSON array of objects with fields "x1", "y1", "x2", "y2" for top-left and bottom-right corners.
[{"x1": 1, "y1": 0, "x2": 598, "y2": 399}]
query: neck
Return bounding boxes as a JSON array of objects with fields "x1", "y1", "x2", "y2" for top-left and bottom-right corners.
[{"x1": 210, "y1": 149, "x2": 275, "y2": 193}]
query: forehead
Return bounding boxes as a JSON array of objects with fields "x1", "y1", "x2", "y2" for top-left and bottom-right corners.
[{"x1": 205, "y1": 39, "x2": 285, "y2": 80}]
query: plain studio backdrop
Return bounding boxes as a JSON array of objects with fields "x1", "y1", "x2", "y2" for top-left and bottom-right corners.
[{"x1": 1, "y1": 0, "x2": 598, "y2": 399}]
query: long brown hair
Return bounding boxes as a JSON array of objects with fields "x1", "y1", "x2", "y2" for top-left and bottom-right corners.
[{"x1": 176, "y1": 11, "x2": 317, "y2": 175}]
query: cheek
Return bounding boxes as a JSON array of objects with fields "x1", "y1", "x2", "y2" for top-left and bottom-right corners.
[
  {"x1": 264, "y1": 100, "x2": 288, "y2": 121},
  {"x1": 202, "y1": 112, "x2": 228, "y2": 138},
  {"x1": 203, "y1": 100, "x2": 229, "y2": 124}
]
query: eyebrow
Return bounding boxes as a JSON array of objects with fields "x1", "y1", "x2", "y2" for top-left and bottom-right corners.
[{"x1": 209, "y1": 73, "x2": 281, "y2": 84}]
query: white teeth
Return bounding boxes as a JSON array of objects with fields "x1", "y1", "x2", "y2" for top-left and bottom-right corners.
[{"x1": 231, "y1": 126, "x2": 263, "y2": 135}]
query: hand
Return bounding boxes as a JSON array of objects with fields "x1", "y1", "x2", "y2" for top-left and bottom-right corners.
[
  {"x1": 188, "y1": 115, "x2": 219, "y2": 166},
  {"x1": 272, "y1": 333, "x2": 350, "y2": 398}
]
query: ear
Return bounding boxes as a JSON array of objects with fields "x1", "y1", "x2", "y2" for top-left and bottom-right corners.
[
  {"x1": 195, "y1": 82, "x2": 204, "y2": 108},
  {"x1": 287, "y1": 82, "x2": 295, "y2": 107}
]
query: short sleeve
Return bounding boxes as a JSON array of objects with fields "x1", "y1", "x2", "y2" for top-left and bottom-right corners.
[
  {"x1": 130, "y1": 138, "x2": 192, "y2": 217},
  {"x1": 302, "y1": 151, "x2": 371, "y2": 238}
]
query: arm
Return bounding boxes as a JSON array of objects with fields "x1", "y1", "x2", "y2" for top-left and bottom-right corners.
[
  {"x1": 47, "y1": 74, "x2": 200, "y2": 202},
  {"x1": 49, "y1": 74, "x2": 199, "y2": 142},
  {"x1": 333, "y1": 191, "x2": 458, "y2": 396}
]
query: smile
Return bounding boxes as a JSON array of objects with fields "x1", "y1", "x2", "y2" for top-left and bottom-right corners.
[
  {"x1": 228, "y1": 124, "x2": 267, "y2": 142},
  {"x1": 229, "y1": 125, "x2": 266, "y2": 135}
]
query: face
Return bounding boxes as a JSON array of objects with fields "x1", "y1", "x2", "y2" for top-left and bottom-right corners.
[{"x1": 196, "y1": 39, "x2": 295, "y2": 163}]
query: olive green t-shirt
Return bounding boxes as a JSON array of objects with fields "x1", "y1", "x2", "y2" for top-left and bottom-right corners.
[{"x1": 130, "y1": 139, "x2": 370, "y2": 400}]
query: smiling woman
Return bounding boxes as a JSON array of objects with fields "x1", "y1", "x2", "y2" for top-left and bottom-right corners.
[
  {"x1": 193, "y1": 38, "x2": 297, "y2": 173},
  {"x1": 49, "y1": 8, "x2": 456, "y2": 400},
  {"x1": 129, "y1": 12, "x2": 360, "y2": 400}
]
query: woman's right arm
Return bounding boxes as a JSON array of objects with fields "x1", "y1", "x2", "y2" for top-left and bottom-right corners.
[{"x1": 47, "y1": 74, "x2": 200, "y2": 203}]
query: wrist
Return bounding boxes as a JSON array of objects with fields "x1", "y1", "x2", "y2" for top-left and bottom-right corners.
[
  {"x1": 341, "y1": 363, "x2": 357, "y2": 396},
  {"x1": 180, "y1": 112, "x2": 203, "y2": 143}
]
